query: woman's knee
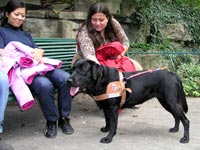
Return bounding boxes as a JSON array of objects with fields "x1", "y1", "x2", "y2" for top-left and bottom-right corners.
[
  {"x1": 0, "y1": 71, "x2": 8, "y2": 85},
  {"x1": 129, "y1": 58, "x2": 143, "y2": 71},
  {"x1": 54, "y1": 69, "x2": 70, "y2": 83},
  {"x1": 31, "y1": 76, "x2": 53, "y2": 92}
]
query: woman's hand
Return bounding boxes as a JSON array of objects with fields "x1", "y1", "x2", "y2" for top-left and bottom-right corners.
[
  {"x1": 116, "y1": 55, "x2": 122, "y2": 59},
  {"x1": 114, "y1": 45, "x2": 129, "y2": 60},
  {"x1": 121, "y1": 45, "x2": 129, "y2": 56},
  {"x1": 86, "y1": 55, "x2": 100, "y2": 64},
  {"x1": 32, "y1": 48, "x2": 44, "y2": 63}
]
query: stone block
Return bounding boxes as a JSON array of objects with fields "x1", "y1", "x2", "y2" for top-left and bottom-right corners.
[
  {"x1": 59, "y1": 12, "x2": 87, "y2": 20},
  {"x1": 26, "y1": 10, "x2": 46, "y2": 18},
  {"x1": 160, "y1": 23, "x2": 192, "y2": 41},
  {"x1": 60, "y1": 20, "x2": 80, "y2": 38},
  {"x1": 23, "y1": 18, "x2": 79, "y2": 38},
  {"x1": 23, "y1": 0, "x2": 41, "y2": 6},
  {"x1": 23, "y1": 18, "x2": 60, "y2": 38}
]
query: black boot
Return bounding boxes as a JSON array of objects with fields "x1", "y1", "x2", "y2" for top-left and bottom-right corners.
[
  {"x1": 44, "y1": 121, "x2": 57, "y2": 138},
  {"x1": 58, "y1": 117, "x2": 74, "y2": 135}
]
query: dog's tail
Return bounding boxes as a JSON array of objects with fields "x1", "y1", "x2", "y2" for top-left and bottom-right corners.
[{"x1": 176, "y1": 74, "x2": 188, "y2": 113}]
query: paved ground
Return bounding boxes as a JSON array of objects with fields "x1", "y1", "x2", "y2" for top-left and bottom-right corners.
[{"x1": 1, "y1": 94, "x2": 200, "y2": 150}]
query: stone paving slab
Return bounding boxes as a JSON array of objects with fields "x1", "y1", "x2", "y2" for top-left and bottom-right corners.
[{"x1": 1, "y1": 94, "x2": 200, "y2": 150}]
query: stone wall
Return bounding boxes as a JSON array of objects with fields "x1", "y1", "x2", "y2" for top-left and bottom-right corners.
[
  {"x1": 0, "y1": 0, "x2": 137, "y2": 40},
  {"x1": 0, "y1": 0, "x2": 196, "y2": 69},
  {"x1": 23, "y1": 0, "x2": 132, "y2": 39},
  {"x1": 23, "y1": 10, "x2": 85, "y2": 38},
  {"x1": 0, "y1": 0, "x2": 192, "y2": 43}
]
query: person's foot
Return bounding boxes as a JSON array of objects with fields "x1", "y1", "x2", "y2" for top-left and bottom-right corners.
[
  {"x1": 132, "y1": 105, "x2": 141, "y2": 109},
  {"x1": 44, "y1": 121, "x2": 57, "y2": 138},
  {"x1": 58, "y1": 117, "x2": 74, "y2": 135}
]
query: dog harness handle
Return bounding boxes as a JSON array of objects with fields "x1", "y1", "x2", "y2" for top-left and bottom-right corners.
[{"x1": 92, "y1": 72, "x2": 132, "y2": 107}]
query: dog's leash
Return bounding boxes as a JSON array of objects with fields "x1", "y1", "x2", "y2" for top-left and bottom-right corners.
[{"x1": 124, "y1": 67, "x2": 167, "y2": 81}]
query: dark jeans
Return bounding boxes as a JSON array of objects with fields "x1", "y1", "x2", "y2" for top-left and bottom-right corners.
[{"x1": 29, "y1": 68, "x2": 72, "y2": 122}]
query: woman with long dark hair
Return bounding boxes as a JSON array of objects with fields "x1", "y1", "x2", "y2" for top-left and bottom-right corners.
[{"x1": 72, "y1": 2, "x2": 142, "y2": 72}]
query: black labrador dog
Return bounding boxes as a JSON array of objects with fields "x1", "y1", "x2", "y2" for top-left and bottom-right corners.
[{"x1": 67, "y1": 59, "x2": 190, "y2": 144}]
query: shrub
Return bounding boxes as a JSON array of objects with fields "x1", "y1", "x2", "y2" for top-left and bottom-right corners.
[
  {"x1": 177, "y1": 63, "x2": 200, "y2": 97},
  {"x1": 129, "y1": 42, "x2": 200, "y2": 97}
]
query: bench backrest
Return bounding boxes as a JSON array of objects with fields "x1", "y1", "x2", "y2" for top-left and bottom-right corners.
[{"x1": 34, "y1": 38, "x2": 77, "y2": 72}]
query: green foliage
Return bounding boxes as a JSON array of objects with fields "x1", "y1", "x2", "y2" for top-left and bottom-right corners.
[
  {"x1": 177, "y1": 63, "x2": 200, "y2": 97},
  {"x1": 139, "y1": 0, "x2": 200, "y2": 46},
  {"x1": 133, "y1": 0, "x2": 153, "y2": 8},
  {"x1": 130, "y1": 41, "x2": 197, "y2": 68},
  {"x1": 129, "y1": 42, "x2": 200, "y2": 97},
  {"x1": 130, "y1": 40, "x2": 174, "y2": 52},
  {"x1": 129, "y1": 0, "x2": 200, "y2": 96},
  {"x1": 176, "y1": 0, "x2": 200, "y2": 8},
  {"x1": 44, "y1": 0, "x2": 73, "y2": 3}
]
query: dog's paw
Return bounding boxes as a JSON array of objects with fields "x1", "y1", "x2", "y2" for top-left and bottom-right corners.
[
  {"x1": 101, "y1": 127, "x2": 110, "y2": 132},
  {"x1": 180, "y1": 136, "x2": 189, "y2": 143},
  {"x1": 169, "y1": 127, "x2": 179, "y2": 133},
  {"x1": 100, "y1": 137, "x2": 112, "y2": 143}
]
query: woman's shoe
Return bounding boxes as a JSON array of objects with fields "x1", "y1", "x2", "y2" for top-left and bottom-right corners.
[
  {"x1": 44, "y1": 121, "x2": 57, "y2": 138},
  {"x1": 58, "y1": 117, "x2": 74, "y2": 135}
]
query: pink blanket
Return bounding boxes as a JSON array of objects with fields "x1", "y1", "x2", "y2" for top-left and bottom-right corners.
[
  {"x1": 19, "y1": 57, "x2": 33, "y2": 68},
  {"x1": 0, "y1": 41, "x2": 62, "y2": 111}
]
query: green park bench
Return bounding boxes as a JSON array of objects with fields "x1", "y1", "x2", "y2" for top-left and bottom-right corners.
[{"x1": 8, "y1": 38, "x2": 77, "y2": 102}]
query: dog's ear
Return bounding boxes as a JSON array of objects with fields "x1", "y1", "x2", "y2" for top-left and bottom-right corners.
[
  {"x1": 91, "y1": 61, "x2": 102, "y2": 80},
  {"x1": 92, "y1": 62, "x2": 98, "y2": 80}
]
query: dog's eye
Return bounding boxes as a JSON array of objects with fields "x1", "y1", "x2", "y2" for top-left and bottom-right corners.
[
  {"x1": 76, "y1": 66, "x2": 86, "y2": 75},
  {"x1": 73, "y1": 61, "x2": 91, "y2": 76}
]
